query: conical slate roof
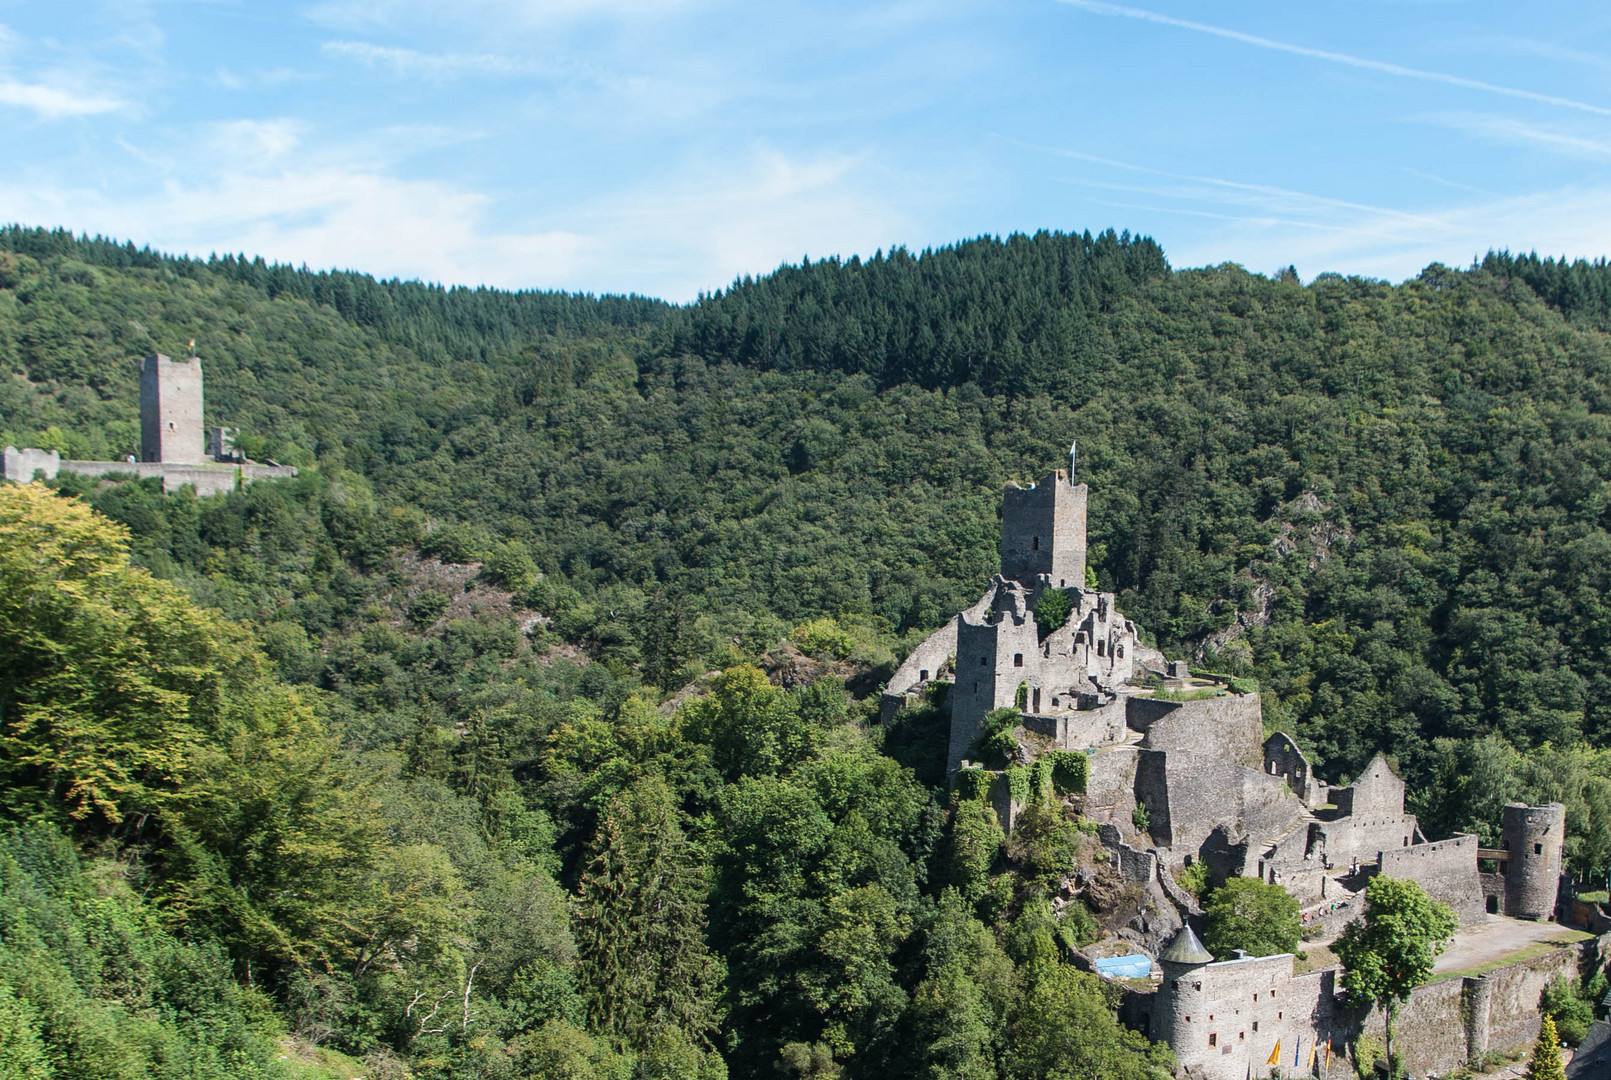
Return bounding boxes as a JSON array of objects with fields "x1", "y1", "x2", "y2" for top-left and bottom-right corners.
[{"x1": 1160, "y1": 925, "x2": 1213, "y2": 965}]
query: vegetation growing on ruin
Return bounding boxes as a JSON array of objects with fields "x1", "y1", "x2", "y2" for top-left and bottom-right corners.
[{"x1": 12, "y1": 223, "x2": 1611, "y2": 1075}]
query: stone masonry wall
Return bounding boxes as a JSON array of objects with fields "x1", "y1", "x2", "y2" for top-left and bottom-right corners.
[
  {"x1": 1377, "y1": 834, "x2": 1486, "y2": 923},
  {"x1": 1128, "y1": 693, "x2": 1264, "y2": 769},
  {"x1": 1083, "y1": 748, "x2": 1139, "y2": 828},
  {"x1": 1097, "y1": 824, "x2": 1158, "y2": 884},
  {"x1": 1139, "y1": 748, "x2": 1305, "y2": 855},
  {"x1": 2, "y1": 446, "x2": 60, "y2": 484}
]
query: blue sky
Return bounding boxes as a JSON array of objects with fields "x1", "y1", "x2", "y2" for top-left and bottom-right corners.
[{"x1": 4, "y1": 1, "x2": 1611, "y2": 300}]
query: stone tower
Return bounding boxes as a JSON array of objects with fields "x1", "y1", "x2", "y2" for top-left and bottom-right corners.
[
  {"x1": 1502, "y1": 802, "x2": 1565, "y2": 921},
  {"x1": 1000, "y1": 469, "x2": 1087, "y2": 590},
  {"x1": 140, "y1": 354, "x2": 204, "y2": 464},
  {"x1": 1154, "y1": 925, "x2": 1214, "y2": 1047}
]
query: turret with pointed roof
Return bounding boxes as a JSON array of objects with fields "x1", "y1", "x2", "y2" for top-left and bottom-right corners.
[{"x1": 1160, "y1": 924, "x2": 1214, "y2": 967}]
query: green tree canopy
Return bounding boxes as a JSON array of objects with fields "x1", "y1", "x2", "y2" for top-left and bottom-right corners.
[
  {"x1": 1202, "y1": 877, "x2": 1301, "y2": 959},
  {"x1": 1335, "y1": 876, "x2": 1458, "y2": 1076}
]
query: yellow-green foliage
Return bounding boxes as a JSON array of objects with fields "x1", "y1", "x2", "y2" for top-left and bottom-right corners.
[
  {"x1": 792, "y1": 617, "x2": 858, "y2": 660},
  {"x1": 1527, "y1": 1014, "x2": 1566, "y2": 1080}
]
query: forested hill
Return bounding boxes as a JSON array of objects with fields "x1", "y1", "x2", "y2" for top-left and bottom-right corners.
[
  {"x1": 7, "y1": 223, "x2": 1611, "y2": 1075},
  {"x1": 10, "y1": 226, "x2": 1611, "y2": 769}
]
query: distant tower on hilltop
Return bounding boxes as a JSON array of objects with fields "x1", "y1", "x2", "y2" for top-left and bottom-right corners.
[
  {"x1": 1000, "y1": 467, "x2": 1087, "y2": 589},
  {"x1": 140, "y1": 353, "x2": 204, "y2": 464}
]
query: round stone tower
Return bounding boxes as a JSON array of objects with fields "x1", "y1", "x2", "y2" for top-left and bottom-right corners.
[
  {"x1": 1155, "y1": 924, "x2": 1215, "y2": 1048},
  {"x1": 1502, "y1": 802, "x2": 1565, "y2": 921}
]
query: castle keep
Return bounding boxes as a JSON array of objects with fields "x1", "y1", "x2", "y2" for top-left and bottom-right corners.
[
  {"x1": 4, "y1": 354, "x2": 297, "y2": 496},
  {"x1": 884, "y1": 456, "x2": 1573, "y2": 1079}
]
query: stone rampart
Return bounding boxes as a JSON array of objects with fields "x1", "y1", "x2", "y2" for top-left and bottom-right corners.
[
  {"x1": 1365, "y1": 941, "x2": 1579, "y2": 1075},
  {"x1": 1377, "y1": 833, "x2": 1485, "y2": 923},
  {"x1": 1128, "y1": 693, "x2": 1264, "y2": 769},
  {"x1": 53, "y1": 459, "x2": 296, "y2": 496},
  {"x1": 1083, "y1": 748, "x2": 1139, "y2": 828},
  {"x1": 1138, "y1": 748, "x2": 1304, "y2": 855},
  {"x1": 2, "y1": 446, "x2": 60, "y2": 484}
]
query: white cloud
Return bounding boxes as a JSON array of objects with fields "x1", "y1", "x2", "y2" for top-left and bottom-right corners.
[
  {"x1": 1057, "y1": 0, "x2": 1611, "y2": 118},
  {"x1": 1422, "y1": 112, "x2": 1611, "y2": 159},
  {"x1": 305, "y1": 0, "x2": 712, "y2": 31},
  {"x1": 0, "y1": 80, "x2": 123, "y2": 118},
  {"x1": 554, "y1": 148, "x2": 917, "y2": 298},
  {"x1": 321, "y1": 40, "x2": 525, "y2": 79},
  {"x1": 0, "y1": 123, "x2": 910, "y2": 300},
  {"x1": 1166, "y1": 185, "x2": 1611, "y2": 281}
]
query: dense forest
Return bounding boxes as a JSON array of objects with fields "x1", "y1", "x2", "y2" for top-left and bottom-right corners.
[{"x1": 6, "y1": 224, "x2": 1611, "y2": 1078}]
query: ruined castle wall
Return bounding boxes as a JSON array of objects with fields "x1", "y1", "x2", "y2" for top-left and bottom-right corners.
[
  {"x1": 1141, "y1": 749, "x2": 1304, "y2": 856},
  {"x1": 949, "y1": 601, "x2": 1040, "y2": 776},
  {"x1": 1128, "y1": 693, "x2": 1264, "y2": 768},
  {"x1": 886, "y1": 616, "x2": 957, "y2": 699},
  {"x1": 1097, "y1": 824, "x2": 1158, "y2": 884},
  {"x1": 1083, "y1": 748, "x2": 1139, "y2": 829},
  {"x1": 1334, "y1": 813, "x2": 1420, "y2": 867},
  {"x1": 1258, "y1": 821, "x2": 1329, "y2": 904},
  {"x1": 1263, "y1": 732, "x2": 1322, "y2": 804},
  {"x1": 1050, "y1": 696, "x2": 1126, "y2": 749},
  {"x1": 1333, "y1": 756, "x2": 1404, "y2": 819},
  {"x1": 2, "y1": 446, "x2": 60, "y2": 484},
  {"x1": 1378, "y1": 834, "x2": 1485, "y2": 923},
  {"x1": 57, "y1": 459, "x2": 293, "y2": 496}
]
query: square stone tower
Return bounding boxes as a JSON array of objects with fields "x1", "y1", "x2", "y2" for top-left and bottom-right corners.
[
  {"x1": 140, "y1": 354, "x2": 204, "y2": 464},
  {"x1": 1000, "y1": 469, "x2": 1087, "y2": 589}
]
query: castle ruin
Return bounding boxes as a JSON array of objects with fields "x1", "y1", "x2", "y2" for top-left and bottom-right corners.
[
  {"x1": 885, "y1": 456, "x2": 1575, "y2": 1078},
  {"x1": 4, "y1": 354, "x2": 296, "y2": 496}
]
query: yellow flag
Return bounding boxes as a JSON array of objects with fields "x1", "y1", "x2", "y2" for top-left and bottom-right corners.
[
  {"x1": 1308, "y1": 1040, "x2": 1317, "y2": 1069},
  {"x1": 1267, "y1": 1040, "x2": 1282, "y2": 1066}
]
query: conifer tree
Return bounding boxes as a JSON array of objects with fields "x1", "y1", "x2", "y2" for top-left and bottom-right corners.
[
  {"x1": 574, "y1": 777, "x2": 726, "y2": 1070},
  {"x1": 1526, "y1": 1014, "x2": 1566, "y2": 1080}
]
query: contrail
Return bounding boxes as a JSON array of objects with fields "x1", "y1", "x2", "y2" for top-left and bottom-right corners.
[{"x1": 1056, "y1": 0, "x2": 1611, "y2": 118}]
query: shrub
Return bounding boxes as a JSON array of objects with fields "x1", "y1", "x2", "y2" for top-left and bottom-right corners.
[
  {"x1": 790, "y1": 617, "x2": 856, "y2": 660},
  {"x1": 1176, "y1": 861, "x2": 1209, "y2": 898},
  {"x1": 954, "y1": 768, "x2": 993, "y2": 804},
  {"x1": 1131, "y1": 801, "x2": 1151, "y2": 834},
  {"x1": 969, "y1": 707, "x2": 1021, "y2": 768},
  {"x1": 1033, "y1": 589, "x2": 1073, "y2": 640},
  {"x1": 1044, "y1": 750, "x2": 1089, "y2": 795},
  {"x1": 1541, "y1": 974, "x2": 1597, "y2": 1046}
]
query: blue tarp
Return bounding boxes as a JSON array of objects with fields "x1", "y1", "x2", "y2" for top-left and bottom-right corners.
[{"x1": 1092, "y1": 954, "x2": 1153, "y2": 979}]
